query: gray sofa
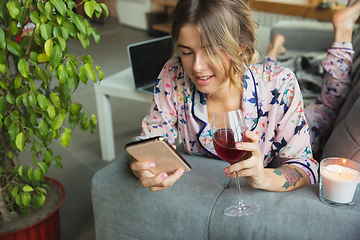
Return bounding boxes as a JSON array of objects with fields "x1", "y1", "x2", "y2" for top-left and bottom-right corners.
[{"x1": 91, "y1": 21, "x2": 360, "y2": 239}]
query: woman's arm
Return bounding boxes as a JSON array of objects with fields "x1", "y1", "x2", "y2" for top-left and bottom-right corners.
[{"x1": 224, "y1": 131, "x2": 310, "y2": 192}]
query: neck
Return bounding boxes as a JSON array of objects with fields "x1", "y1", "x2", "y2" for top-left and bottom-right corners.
[{"x1": 206, "y1": 85, "x2": 242, "y2": 113}]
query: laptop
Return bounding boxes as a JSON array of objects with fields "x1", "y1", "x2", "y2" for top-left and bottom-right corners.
[{"x1": 127, "y1": 35, "x2": 174, "y2": 95}]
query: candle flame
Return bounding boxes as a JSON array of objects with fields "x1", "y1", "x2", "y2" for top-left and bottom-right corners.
[{"x1": 342, "y1": 159, "x2": 347, "y2": 165}]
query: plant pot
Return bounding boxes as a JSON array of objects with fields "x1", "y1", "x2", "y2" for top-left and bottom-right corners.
[{"x1": 0, "y1": 177, "x2": 66, "y2": 240}]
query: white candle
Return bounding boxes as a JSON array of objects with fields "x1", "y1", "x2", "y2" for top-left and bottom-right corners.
[{"x1": 320, "y1": 160, "x2": 360, "y2": 204}]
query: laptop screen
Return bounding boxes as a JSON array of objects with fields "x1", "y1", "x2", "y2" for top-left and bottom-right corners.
[{"x1": 127, "y1": 35, "x2": 174, "y2": 91}]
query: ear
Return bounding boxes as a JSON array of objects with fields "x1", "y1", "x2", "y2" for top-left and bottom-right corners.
[{"x1": 239, "y1": 45, "x2": 247, "y2": 55}]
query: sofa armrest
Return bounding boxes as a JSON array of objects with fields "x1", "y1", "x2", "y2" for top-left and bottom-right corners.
[
  {"x1": 270, "y1": 20, "x2": 334, "y2": 53},
  {"x1": 92, "y1": 149, "x2": 360, "y2": 239}
]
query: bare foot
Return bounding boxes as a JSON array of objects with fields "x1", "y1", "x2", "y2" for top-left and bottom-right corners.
[
  {"x1": 332, "y1": 0, "x2": 360, "y2": 42},
  {"x1": 266, "y1": 34, "x2": 286, "y2": 60}
]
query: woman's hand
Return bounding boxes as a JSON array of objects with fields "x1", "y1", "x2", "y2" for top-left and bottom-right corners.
[
  {"x1": 223, "y1": 131, "x2": 268, "y2": 189},
  {"x1": 130, "y1": 155, "x2": 184, "y2": 192}
]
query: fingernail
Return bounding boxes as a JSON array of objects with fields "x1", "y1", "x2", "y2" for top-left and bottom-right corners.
[
  {"x1": 223, "y1": 168, "x2": 228, "y2": 173},
  {"x1": 149, "y1": 163, "x2": 155, "y2": 168},
  {"x1": 236, "y1": 142, "x2": 242, "y2": 148},
  {"x1": 161, "y1": 173, "x2": 168, "y2": 180},
  {"x1": 226, "y1": 173, "x2": 230, "y2": 177},
  {"x1": 179, "y1": 169, "x2": 184, "y2": 175}
]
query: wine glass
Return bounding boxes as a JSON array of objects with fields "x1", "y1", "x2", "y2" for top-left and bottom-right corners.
[{"x1": 212, "y1": 109, "x2": 260, "y2": 217}]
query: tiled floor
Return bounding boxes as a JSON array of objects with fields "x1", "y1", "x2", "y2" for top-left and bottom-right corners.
[{"x1": 19, "y1": 17, "x2": 272, "y2": 239}]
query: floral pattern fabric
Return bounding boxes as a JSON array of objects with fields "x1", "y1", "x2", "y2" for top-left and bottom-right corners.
[
  {"x1": 138, "y1": 56, "x2": 320, "y2": 184},
  {"x1": 264, "y1": 42, "x2": 354, "y2": 153}
]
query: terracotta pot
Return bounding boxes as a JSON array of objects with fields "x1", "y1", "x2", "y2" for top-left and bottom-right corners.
[{"x1": 0, "y1": 177, "x2": 66, "y2": 240}]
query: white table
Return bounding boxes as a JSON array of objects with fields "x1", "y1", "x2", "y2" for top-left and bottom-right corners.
[{"x1": 94, "y1": 67, "x2": 153, "y2": 161}]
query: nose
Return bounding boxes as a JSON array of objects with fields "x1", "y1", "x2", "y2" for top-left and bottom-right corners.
[{"x1": 193, "y1": 52, "x2": 207, "y2": 73}]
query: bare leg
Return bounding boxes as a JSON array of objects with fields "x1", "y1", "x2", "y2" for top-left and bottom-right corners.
[
  {"x1": 265, "y1": 34, "x2": 286, "y2": 61},
  {"x1": 332, "y1": 0, "x2": 360, "y2": 43}
]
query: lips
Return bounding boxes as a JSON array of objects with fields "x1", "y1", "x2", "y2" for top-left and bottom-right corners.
[{"x1": 195, "y1": 75, "x2": 214, "y2": 86}]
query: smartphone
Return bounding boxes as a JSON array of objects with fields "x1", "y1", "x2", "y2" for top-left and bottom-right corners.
[{"x1": 125, "y1": 136, "x2": 191, "y2": 175}]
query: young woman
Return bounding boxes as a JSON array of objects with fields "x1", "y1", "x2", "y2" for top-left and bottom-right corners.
[{"x1": 130, "y1": 0, "x2": 359, "y2": 192}]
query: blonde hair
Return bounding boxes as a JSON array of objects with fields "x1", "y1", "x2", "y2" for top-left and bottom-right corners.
[{"x1": 171, "y1": 0, "x2": 258, "y2": 90}]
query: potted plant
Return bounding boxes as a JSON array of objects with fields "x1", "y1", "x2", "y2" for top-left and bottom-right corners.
[{"x1": 0, "y1": 0, "x2": 108, "y2": 237}]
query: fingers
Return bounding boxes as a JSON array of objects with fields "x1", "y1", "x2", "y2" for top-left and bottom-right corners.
[
  {"x1": 145, "y1": 169, "x2": 184, "y2": 192},
  {"x1": 224, "y1": 131, "x2": 263, "y2": 178}
]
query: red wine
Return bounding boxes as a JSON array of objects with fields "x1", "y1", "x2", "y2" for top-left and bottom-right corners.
[{"x1": 213, "y1": 129, "x2": 246, "y2": 164}]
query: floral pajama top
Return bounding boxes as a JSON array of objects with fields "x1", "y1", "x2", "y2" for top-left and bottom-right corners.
[{"x1": 138, "y1": 57, "x2": 319, "y2": 184}]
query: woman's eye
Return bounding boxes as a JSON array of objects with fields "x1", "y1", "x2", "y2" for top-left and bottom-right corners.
[{"x1": 182, "y1": 52, "x2": 193, "y2": 56}]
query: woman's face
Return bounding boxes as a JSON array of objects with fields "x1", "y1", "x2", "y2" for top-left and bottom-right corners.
[{"x1": 177, "y1": 24, "x2": 231, "y2": 95}]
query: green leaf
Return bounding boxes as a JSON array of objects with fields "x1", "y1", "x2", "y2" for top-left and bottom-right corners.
[
  {"x1": 51, "y1": 114, "x2": 64, "y2": 130},
  {"x1": 50, "y1": 92, "x2": 61, "y2": 107},
  {"x1": 15, "y1": 194, "x2": 22, "y2": 206},
  {"x1": 14, "y1": 76, "x2": 22, "y2": 89},
  {"x1": 0, "y1": 96, "x2": 6, "y2": 112},
  {"x1": 12, "y1": 186, "x2": 19, "y2": 198},
  {"x1": 37, "y1": 0, "x2": 45, "y2": 13},
  {"x1": 6, "y1": 93, "x2": 15, "y2": 104},
  {"x1": 44, "y1": 39, "x2": 53, "y2": 56},
  {"x1": 78, "y1": 65, "x2": 87, "y2": 84},
  {"x1": 40, "y1": 23, "x2": 52, "y2": 41},
  {"x1": 44, "y1": 150, "x2": 52, "y2": 164},
  {"x1": 77, "y1": 32, "x2": 89, "y2": 50},
  {"x1": 39, "y1": 119, "x2": 49, "y2": 136},
  {"x1": 35, "y1": 68, "x2": 48, "y2": 82},
  {"x1": 0, "y1": 28, "x2": 5, "y2": 50},
  {"x1": 84, "y1": 63, "x2": 95, "y2": 82},
  {"x1": 0, "y1": 80, "x2": 7, "y2": 89},
  {"x1": 6, "y1": 1, "x2": 20, "y2": 19},
  {"x1": 69, "y1": 11, "x2": 87, "y2": 34},
  {"x1": 58, "y1": 64, "x2": 68, "y2": 84},
  {"x1": 6, "y1": 39, "x2": 23, "y2": 56},
  {"x1": 47, "y1": 105, "x2": 56, "y2": 120},
  {"x1": 28, "y1": 167, "x2": 34, "y2": 180},
  {"x1": 21, "y1": 192, "x2": 31, "y2": 206},
  {"x1": 30, "y1": 11, "x2": 40, "y2": 24},
  {"x1": 37, "y1": 161, "x2": 49, "y2": 174},
  {"x1": 18, "y1": 58, "x2": 29, "y2": 78},
  {"x1": 57, "y1": 36, "x2": 66, "y2": 51},
  {"x1": 23, "y1": 185, "x2": 34, "y2": 192},
  {"x1": 50, "y1": 0, "x2": 66, "y2": 15},
  {"x1": 34, "y1": 168, "x2": 43, "y2": 181},
  {"x1": 18, "y1": 165, "x2": 26, "y2": 178},
  {"x1": 84, "y1": 1, "x2": 95, "y2": 18},
  {"x1": 30, "y1": 113, "x2": 38, "y2": 126},
  {"x1": 90, "y1": 27, "x2": 100, "y2": 45},
  {"x1": 28, "y1": 93, "x2": 37, "y2": 108},
  {"x1": 38, "y1": 53, "x2": 50, "y2": 63},
  {"x1": 80, "y1": 111, "x2": 90, "y2": 130},
  {"x1": 274, "y1": 169, "x2": 282, "y2": 176},
  {"x1": 38, "y1": 194, "x2": 46, "y2": 207},
  {"x1": 37, "y1": 94, "x2": 49, "y2": 110},
  {"x1": 52, "y1": 156, "x2": 63, "y2": 170},
  {"x1": 60, "y1": 128, "x2": 71, "y2": 147},
  {"x1": 66, "y1": 61, "x2": 76, "y2": 78},
  {"x1": 8, "y1": 122, "x2": 19, "y2": 140},
  {"x1": 61, "y1": 27, "x2": 69, "y2": 40},
  {"x1": 0, "y1": 63, "x2": 5, "y2": 74},
  {"x1": 16, "y1": 132, "x2": 25, "y2": 151},
  {"x1": 95, "y1": 66, "x2": 103, "y2": 80},
  {"x1": 100, "y1": 3, "x2": 109, "y2": 18},
  {"x1": 50, "y1": 45, "x2": 62, "y2": 67},
  {"x1": 44, "y1": 1, "x2": 53, "y2": 20}
]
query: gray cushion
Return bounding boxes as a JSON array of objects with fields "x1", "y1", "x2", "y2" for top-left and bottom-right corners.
[{"x1": 92, "y1": 150, "x2": 360, "y2": 240}]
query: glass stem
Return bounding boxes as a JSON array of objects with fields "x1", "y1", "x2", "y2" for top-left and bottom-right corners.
[{"x1": 235, "y1": 172, "x2": 244, "y2": 208}]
